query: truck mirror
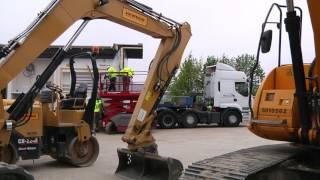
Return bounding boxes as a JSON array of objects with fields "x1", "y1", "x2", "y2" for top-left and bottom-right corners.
[{"x1": 261, "y1": 30, "x2": 272, "y2": 53}]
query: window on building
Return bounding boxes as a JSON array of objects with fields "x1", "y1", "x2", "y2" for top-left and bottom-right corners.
[{"x1": 235, "y1": 82, "x2": 249, "y2": 97}]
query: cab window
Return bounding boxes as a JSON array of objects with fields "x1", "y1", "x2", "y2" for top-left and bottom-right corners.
[{"x1": 235, "y1": 82, "x2": 249, "y2": 97}]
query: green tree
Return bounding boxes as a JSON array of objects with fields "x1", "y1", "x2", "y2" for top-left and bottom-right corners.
[
  {"x1": 168, "y1": 54, "x2": 203, "y2": 96},
  {"x1": 169, "y1": 53, "x2": 265, "y2": 96},
  {"x1": 233, "y1": 54, "x2": 265, "y2": 94},
  {"x1": 204, "y1": 55, "x2": 234, "y2": 69}
]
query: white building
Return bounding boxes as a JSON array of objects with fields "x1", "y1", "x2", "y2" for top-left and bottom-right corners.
[{"x1": 2, "y1": 44, "x2": 143, "y2": 99}]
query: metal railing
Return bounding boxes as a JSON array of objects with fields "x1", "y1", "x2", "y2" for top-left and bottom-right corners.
[{"x1": 99, "y1": 71, "x2": 147, "y2": 93}]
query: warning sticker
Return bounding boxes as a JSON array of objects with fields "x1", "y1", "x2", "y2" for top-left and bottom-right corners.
[
  {"x1": 137, "y1": 109, "x2": 147, "y2": 122},
  {"x1": 145, "y1": 91, "x2": 152, "y2": 101}
]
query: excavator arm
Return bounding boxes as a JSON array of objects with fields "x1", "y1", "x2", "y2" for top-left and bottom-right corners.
[{"x1": 0, "y1": 0, "x2": 191, "y2": 179}]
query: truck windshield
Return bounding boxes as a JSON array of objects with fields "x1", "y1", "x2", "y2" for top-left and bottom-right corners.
[{"x1": 235, "y1": 82, "x2": 249, "y2": 97}]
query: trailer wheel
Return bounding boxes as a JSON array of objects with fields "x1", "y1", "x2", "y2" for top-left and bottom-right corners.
[
  {"x1": 222, "y1": 110, "x2": 241, "y2": 127},
  {"x1": 157, "y1": 110, "x2": 177, "y2": 129},
  {"x1": 181, "y1": 111, "x2": 198, "y2": 128}
]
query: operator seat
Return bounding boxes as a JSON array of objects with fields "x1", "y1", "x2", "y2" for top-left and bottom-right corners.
[{"x1": 61, "y1": 83, "x2": 87, "y2": 109}]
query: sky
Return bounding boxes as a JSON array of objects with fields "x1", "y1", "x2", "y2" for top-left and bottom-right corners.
[{"x1": 0, "y1": 0, "x2": 315, "y2": 74}]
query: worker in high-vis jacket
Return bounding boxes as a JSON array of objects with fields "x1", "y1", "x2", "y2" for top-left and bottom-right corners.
[
  {"x1": 106, "y1": 66, "x2": 117, "y2": 91},
  {"x1": 94, "y1": 98, "x2": 103, "y2": 131},
  {"x1": 120, "y1": 66, "x2": 134, "y2": 92}
]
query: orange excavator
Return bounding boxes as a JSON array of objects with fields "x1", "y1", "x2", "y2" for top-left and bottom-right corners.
[
  {"x1": 0, "y1": 0, "x2": 191, "y2": 179},
  {"x1": 183, "y1": 0, "x2": 320, "y2": 179},
  {"x1": 2, "y1": 0, "x2": 320, "y2": 179}
]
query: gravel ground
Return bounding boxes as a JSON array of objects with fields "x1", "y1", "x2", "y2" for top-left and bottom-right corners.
[{"x1": 18, "y1": 125, "x2": 282, "y2": 180}]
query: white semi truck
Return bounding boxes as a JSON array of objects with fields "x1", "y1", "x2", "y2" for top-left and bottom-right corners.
[{"x1": 157, "y1": 63, "x2": 250, "y2": 128}]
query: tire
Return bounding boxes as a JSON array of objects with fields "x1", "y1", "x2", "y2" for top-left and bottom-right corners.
[
  {"x1": 105, "y1": 122, "x2": 118, "y2": 134},
  {"x1": 181, "y1": 111, "x2": 198, "y2": 128},
  {"x1": 0, "y1": 163, "x2": 34, "y2": 180},
  {"x1": 0, "y1": 144, "x2": 18, "y2": 164},
  {"x1": 222, "y1": 110, "x2": 241, "y2": 127},
  {"x1": 67, "y1": 136, "x2": 99, "y2": 167},
  {"x1": 157, "y1": 110, "x2": 177, "y2": 129}
]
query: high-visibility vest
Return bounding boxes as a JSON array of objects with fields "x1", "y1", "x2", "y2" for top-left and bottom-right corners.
[
  {"x1": 120, "y1": 67, "x2": 135, "y2": 77},
  {"x1": 95, "y1": 99, "x2": 102, "y2": 113},
  {"x1": 107, "y1": 66, "x2": 117, "y2": 78}
]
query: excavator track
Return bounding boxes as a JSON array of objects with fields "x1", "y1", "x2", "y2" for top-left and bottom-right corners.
[
  {"x1": 181, "y1": 143, "x2": 320, "y2": 180},
  {"x1": 0, "y1": 162, "x2": 34, "y2": 180}
]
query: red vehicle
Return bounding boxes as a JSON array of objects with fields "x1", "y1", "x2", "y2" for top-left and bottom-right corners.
[{"x1": 98, "y1": 71, "x2": 145, "y2": 133}]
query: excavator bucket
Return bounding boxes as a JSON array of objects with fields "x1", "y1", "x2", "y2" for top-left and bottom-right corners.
[{"x1": 116, "y1": 148, "x2": 183, "y2": 180}]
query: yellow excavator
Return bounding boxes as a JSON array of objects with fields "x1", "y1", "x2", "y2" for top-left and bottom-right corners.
[
  {"x1": 2, "y1": 0, "x2": 320, "y2": 179},
  {"x1": 0, "y1": 0, "x2": 191, "y2": 179}
]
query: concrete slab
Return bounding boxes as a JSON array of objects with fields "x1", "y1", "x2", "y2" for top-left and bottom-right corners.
[{"x1": 18, "y1": 126, "x2": 282, "y2": 180}]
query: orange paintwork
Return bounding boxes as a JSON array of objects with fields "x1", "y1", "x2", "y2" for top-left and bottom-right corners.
[{"x1": 249, "y1": 64, "x2": 310, "y2": 143}]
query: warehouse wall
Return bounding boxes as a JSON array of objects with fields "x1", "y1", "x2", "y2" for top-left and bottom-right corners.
[{"x1": 7, "y1": 56, "x2": 117, "y2": 99}]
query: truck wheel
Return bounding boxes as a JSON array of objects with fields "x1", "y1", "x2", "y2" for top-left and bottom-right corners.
[
  {"x1": 105, "y1": 122, "x2": 118, "y2": 134},
  {"x1": 222, "y1": 110, "x2": 241, "y2": 127},
  {"x1": 181, "y1": 111, "x2": 198, "y2": 128},
  {"x1": 157, "y1": 110, "x2": 177, "y2": 129}
]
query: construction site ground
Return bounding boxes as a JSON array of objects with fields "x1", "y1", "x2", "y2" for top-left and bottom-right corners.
[{"x1": 19, "y1": 122, "x2": 282, "y2": 180}]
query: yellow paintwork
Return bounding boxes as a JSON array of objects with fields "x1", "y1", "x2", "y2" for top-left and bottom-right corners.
[{"x1": 0, "y1": 0, "x2": 191, "y2": 151}]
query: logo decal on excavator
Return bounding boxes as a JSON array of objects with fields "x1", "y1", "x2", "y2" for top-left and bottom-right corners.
[
  {"x1": 261, "y1": 108, "x2": 288, "y2": 114},
  {"x1": 21, "y1": 113, "x2": 39, "y2": 121},
  {"x1": 123, "y1": 8, "x2": 148, "y2": 26}
]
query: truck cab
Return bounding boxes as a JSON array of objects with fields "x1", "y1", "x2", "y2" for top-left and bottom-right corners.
[
  {"x1": 204, "y1": 63, "x2": 249, "y2": 113},
  {"x1": 156, "y1": 63, "x2": 250, "y2": 129}
]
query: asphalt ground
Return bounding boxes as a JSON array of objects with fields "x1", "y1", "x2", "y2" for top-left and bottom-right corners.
[{"x1": 19, "y1": 124, "x2": 282, "y2": 180}]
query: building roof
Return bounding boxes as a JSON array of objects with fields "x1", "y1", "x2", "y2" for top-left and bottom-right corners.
[{"x1": 0, "y1": 43, "x2": 143, "y2": 59}]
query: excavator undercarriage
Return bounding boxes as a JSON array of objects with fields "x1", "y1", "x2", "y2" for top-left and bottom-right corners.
[{"x1": 183, "y1": 144, "x2": 320, "y2": 180}]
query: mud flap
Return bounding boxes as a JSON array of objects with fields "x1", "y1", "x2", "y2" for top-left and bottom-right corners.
[{"x1": 116, "y1": 148, "x2": 183, "y2": 180}]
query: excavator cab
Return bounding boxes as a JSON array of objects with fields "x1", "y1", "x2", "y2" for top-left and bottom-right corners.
[{"x1": 249, "y1": 3, "x2": 306, "y2": 143}]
